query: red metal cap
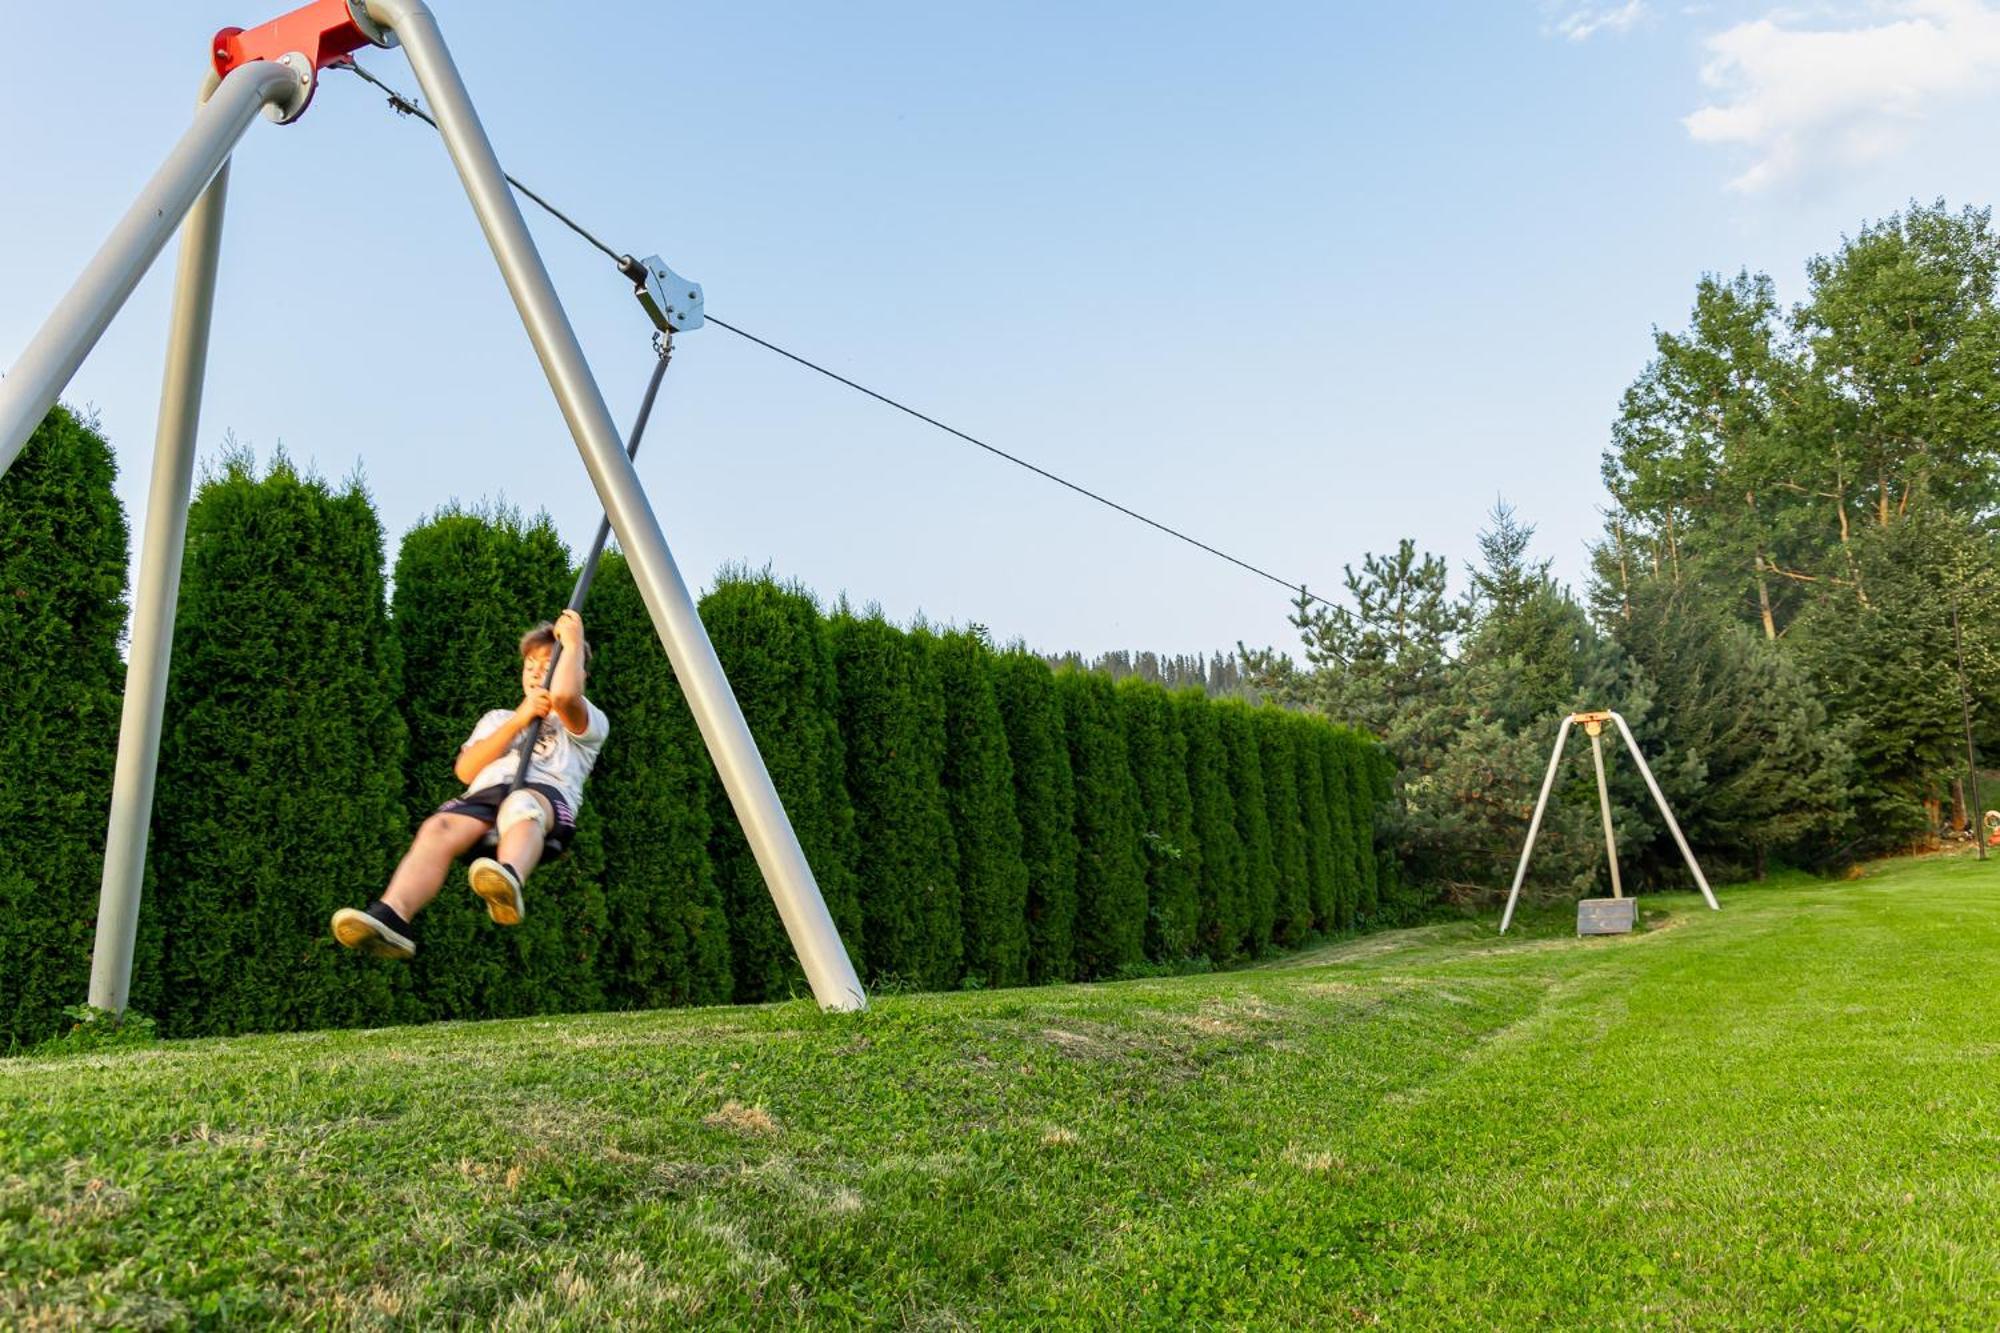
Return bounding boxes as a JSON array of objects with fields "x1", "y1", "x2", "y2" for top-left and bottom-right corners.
[{"x1": 212, "y1": 0, "x2": 376, "y2": 81}]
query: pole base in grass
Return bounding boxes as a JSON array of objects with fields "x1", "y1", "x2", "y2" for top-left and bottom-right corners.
[{"x1": 1578, "y1": 897, "x2": 1637, "y2": 935}]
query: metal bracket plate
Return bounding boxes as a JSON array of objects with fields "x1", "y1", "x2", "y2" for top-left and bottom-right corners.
[{"x1": 623, "y1": 255, "x2": 704, "y2": 333}]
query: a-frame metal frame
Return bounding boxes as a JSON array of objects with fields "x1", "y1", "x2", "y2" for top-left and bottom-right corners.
[
  {"x1": 1498, "y1": 710, "x2": 1720, "y2": 933},
  {"x1": 0, "y1": 0, "x2": 867, "y2": 1011}
]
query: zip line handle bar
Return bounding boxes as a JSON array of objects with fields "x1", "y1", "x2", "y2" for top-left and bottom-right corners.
[{"x1": 504, "y1": 337, "x2": 673, "y2": 799}]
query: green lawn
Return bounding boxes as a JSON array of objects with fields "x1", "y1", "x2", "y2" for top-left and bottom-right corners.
[{"x1": 7, "y1": 856, "x2": 2000, "y2": 1328}]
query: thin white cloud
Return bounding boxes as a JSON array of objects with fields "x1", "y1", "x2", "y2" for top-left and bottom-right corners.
[
  {"x1": 1549, "y1": 1, "x2": 1651, "y2": 40},
  {"x1": 1687, "y1": 0, "x2": 2000, "y2": 191}
]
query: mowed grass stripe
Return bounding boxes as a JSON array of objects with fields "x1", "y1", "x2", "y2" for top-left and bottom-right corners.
[{"x1": 5, "y1": 857, "x2": 1998, "y2": 1327}]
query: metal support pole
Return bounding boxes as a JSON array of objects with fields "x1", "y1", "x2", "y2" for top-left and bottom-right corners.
[
  {"x1": 370, "y1": 0, "x2": 866, "y2": 1010},
  {"x1": 0, "y1": 62, "x2": 297, "y2": 477},
  {"x1": 1500, "y1": 715, "x2": 1574, "y2": 933},
  {"x1": 87, "y1": 99, "x2": 247, "y2": 1014},
  {"x1": 1609, "y1": 711, "x2": 1719, "y2": 911},
  {"x1": 1588, "y1": 726, "x2": 1622, "y2": 899}
]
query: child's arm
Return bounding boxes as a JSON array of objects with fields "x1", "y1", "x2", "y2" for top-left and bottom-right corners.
[
  {"x1": 550, "y1": 608, "x2": 591, "y2": 736},
  {"x1": 454, "y1": 691, "x2": 552, "y2": 784}
]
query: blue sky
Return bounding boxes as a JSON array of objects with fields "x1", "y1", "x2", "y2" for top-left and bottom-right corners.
[{"x1": 7, "y1": 1, "x2": 2000, "y2": 659}]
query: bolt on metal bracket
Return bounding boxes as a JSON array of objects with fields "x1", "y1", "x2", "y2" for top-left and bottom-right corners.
[{"x1": 620, "y1": 254, "x2": 704, "y2": 333}]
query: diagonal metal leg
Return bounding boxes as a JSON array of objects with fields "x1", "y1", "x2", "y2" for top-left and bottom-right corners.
[
  {"x1": 0, "y1": 63, "x2": 296, "y2": 478},
  {"x1": 369, "y1": 0, "x2": 866, "y2": 1010},
  {"x1": 1501, "y1": 716, "x2": 1575, "y2": 933},
  {"x1": 1609, "y1": 711, "x2": 1719, "y2": 911},
  {"x1": 88, "y1": 151, "x2": 238, "y2": 1015}
]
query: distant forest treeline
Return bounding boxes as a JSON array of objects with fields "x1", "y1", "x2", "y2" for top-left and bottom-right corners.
[{"x1": 1246, "y1": 199, "x2": 2000, "y2": 901}]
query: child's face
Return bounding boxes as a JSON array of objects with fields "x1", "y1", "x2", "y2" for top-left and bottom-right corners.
[{"x1": 521, "y1": 647, "x2": 553, "y2": 693}]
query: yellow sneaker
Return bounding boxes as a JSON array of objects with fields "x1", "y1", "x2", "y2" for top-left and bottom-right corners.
[
  {"x1": 331, "y1": 905, "x2": 416, "y2": 959},
  {"x1": 468, "y1": 857, "x2": 525, "y2": 926}
]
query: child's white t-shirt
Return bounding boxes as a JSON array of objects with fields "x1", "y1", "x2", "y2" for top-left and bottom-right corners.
[{"x1": 460, "y1": 700, "x2": 610, "y2": 813}]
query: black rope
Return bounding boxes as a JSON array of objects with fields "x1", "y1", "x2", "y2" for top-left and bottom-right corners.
[
  {"x1": 702, "y1": 315, "x2": 1328, "y2": 611},
  {"x1": 330, "y1": 59, "x2": 1352, "y2": 629}
]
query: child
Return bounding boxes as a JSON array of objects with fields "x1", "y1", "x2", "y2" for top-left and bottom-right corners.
[{"x1": 331, "y1": 608, "x2": 609, "y2": 959}]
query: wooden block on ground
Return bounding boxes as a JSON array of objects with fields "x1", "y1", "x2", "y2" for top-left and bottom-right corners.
[{"x1": 1577, "y1": 897, "x2": 1637, "y2": 935}]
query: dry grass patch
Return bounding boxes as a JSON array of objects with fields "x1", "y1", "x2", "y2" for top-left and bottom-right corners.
[{"x1": 705, "y1": 1099, "x2": 783, "y2": 1137}]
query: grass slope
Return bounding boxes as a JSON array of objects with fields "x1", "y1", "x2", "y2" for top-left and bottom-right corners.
[{"x1": 6, "y1": 856, "x2": 2000, "y2": 1328}]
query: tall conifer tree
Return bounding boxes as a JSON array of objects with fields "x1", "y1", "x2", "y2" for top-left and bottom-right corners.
[
  {"x1": 1216, "y1": 700, "x2": 1277, "y2": 954},
  {"x1": 1174, "y1": 688, "x2": 1246, "y2": 962},
  {"x1": 932, "y1": 629, "x2": 1030, "y2": 988},
  {"x1": 1118, "y1": 678, "x2": 1200, "y2": 962},
  {"x1": 148, "y1": 453, "x2": 410, "y2": 1036},
  {"x1": 1257, "y1": 711, "x2": 1312, "y2": 946},
  {"x1": 0, "y1": 409, "x2": 128, "y2": 1046},
  {"x1": 1292, "y1": 715, "x2": 1338, "y2": 934},
  {"x1": 830, "y1": 611, "x2": 962, "y2": 988},
  {"x1": 701, "y1": 572, "x2": 861, "y2": 1001},
  {"x1": 1319, "y1": 731, "x2": 1362, "y2": 930},
  {"x1": 586, "y1": 552, "x2": 733, "y2": 1006},
  {"x1": 1055, "y1": 671, "x2": 1146, "y2": 978},
  {"x1": 993, "y1": 651, "x2": 1078, "y2": 983}
]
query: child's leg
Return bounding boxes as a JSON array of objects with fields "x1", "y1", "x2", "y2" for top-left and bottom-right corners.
[
  {"x1": 494, "y1": 790, "x2": 557, "y2": 882},
  {"x1": 382, "y1": 812, "x2": 493, "y2": 920}
]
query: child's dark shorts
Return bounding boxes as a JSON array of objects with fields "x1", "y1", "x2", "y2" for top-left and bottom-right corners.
[{"x1": 438, "y1": 782, "x2": 577, "y2": 855}]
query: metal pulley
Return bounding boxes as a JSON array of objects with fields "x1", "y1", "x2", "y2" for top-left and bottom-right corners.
[{"x1": 619, "y1": 254, "x2": 704, "y2": 333}]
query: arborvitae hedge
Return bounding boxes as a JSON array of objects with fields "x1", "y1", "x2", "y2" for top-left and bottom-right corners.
[
  {"x1": 701, "y1": 572, "x2": 860, "y2": 1002},
  {"x1": 0, "y1": 410, "x2": 128, "y2": 1048},
  {"x1": 145, "y1": 454, "x2": 410, "y2": 1036},
  {"x1": 992, "y1": 650, "x2": 1079, "y2": 983},
  {"x1": 1117, "y1": 678, "x2": 1199, "y2": 963},
  {"x1": 931, "y1": 629, "x2": 1030, "y2": 989},
  {"x1": 1216, "y1": 701, "x2": 1277, "y2": 956},
  {"x1": 586, "y1": 552, "x2": 732, "y2": 1008},
  {"x1": 1055, "y1": 670, "x2": 1147, "y2": 979},
  {"x1": 390, "y1": 506, "x2": 607, "y2": 1022},
  {"x1": 20, "y1": 457, "x2": 1403, "y2": 1034},
  {"x1": 1258, "y1": 712, "x2": 1312, "y2": 948},
  {"x1": 1174, "y1": 688, "x2": 1246, "y2": 963},
  {"x1": 829, "y1": 610, "x2": 961, "y2": 989}
]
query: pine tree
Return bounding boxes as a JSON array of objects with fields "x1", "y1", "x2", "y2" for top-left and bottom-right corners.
[
  {"x1": 992, "y1": 650, "x2": 1078, "y2": 983},
  {"x1": 932, "y1": 629, "x2": 1030, "y2": 988},
  {"x1": 1257, "y1": 710, "x2": 1312, "y2": 946},
  {"x1": 0, "y1": 409, "x2": 128, "y2": 1047},
  {"x1": 1174, "y1": 688, "x2": 1246, "y2": 961},
  {"x1": 830, "y1": 610, "x2": 961, "y2": 989},
  {"x1": 146, "y1": 452, "x2": 410, "y2": 1036},
  {"x1": 1364, "y1": 741, "x2": 1405, "y2": 918},
  {"x1": 1610, "y1": 577, "x2": 1855, "y2": 879},
  {"x1": 1216, "y1": 700, "x2": 1277, "y2": 954},
  {"x1": 584, "y1": 552, "x2": 733, "y2": 1006},
  {"x1": 390, "y1": 504, "x2": 606, "y2": 1022},
  {"x1": 1791, "y1": 508, "x2": 1997, "y2": 849},
  {"x1": 1118, "y1": 678, "x2": 1199, "y2": 962},
  {"x1": 1054, "y1": 670, "x2": 1146, "y2": 978},
  {"x1": 700, "y1": 571, "x2": 861, "y2": 1001}
]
